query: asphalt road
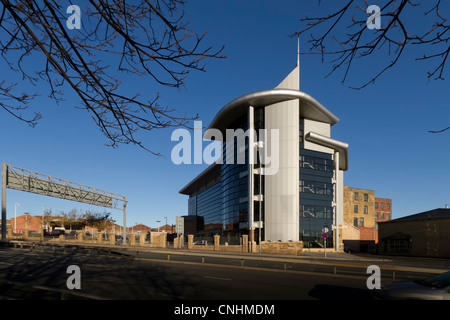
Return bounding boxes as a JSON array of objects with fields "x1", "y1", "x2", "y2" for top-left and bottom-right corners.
[{"x1": 0, "y1": 247, "x2": 382, "y2": 301}]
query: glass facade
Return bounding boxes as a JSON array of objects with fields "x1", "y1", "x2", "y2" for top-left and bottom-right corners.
[
  {"x1": 187, "y1": 115, "x2": 337, "y2": 247},
  {"x1": 299, "y1": 120, "x2": 334, "y2": 248},
  {"x1": 188, "y1": 114, "x2": 249, "y2": 244}
]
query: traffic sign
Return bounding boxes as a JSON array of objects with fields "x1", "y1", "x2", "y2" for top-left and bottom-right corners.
[{"x1": 322, "y1": 232, "x2": 328, "y2": 239}]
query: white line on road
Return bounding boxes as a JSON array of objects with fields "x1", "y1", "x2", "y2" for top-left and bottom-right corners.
[
  {"x1": 32, "y1": 285, "x2": 110, "y2": 300},
  {"x1": 82, "y1": 264, "x2": 110, "y2": 268},
  {"x1": 204, "y1": 276, "x2": 232, "y2": 281}
]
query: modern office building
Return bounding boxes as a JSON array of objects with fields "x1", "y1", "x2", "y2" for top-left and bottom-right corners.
[{"x1": 179, "y1": 54, "x2": 349, "y2": 250}]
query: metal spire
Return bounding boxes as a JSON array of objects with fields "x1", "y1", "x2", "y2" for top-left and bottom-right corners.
[{"x1": 297, "y1": 37, "x2": 300, "y2": 89}]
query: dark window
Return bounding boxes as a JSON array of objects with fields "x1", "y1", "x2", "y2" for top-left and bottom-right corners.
[
  {"x1": 300, "y1": 180, "x2": 333, "y2": 196},
  {"x1": 364, "y1": 193, "x2": 368, "y2": 202},
  {"x1": 389, "y1": 239, "x2": 409, "y2": 253},
  {"x1": 300, "y1": 205, "x2": 333, "y2": 219},
  {"x1": 354, "y1": 205, "x2": 358, "y2": 213},
  {"x1": 300, "y1": 155, "x2": 333, "y2": 172}
]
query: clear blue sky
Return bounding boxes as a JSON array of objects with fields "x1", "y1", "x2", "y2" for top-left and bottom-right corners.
[{"x1": 1, "y1": 0, "x2": 450, "y2": 228}]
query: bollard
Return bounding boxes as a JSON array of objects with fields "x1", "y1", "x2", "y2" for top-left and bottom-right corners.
[{"x1": 187, "y1": 235, "x2": 194, "y2": 250}]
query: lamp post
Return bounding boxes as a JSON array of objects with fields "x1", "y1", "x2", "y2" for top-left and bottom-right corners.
[
  {"x1": 164, "y1": 217, "x2": 167, "y2": 233},
  {"x1": 42, "y1": 205, "x2": 45, "y2": 233},
  {"x1": 14, "y1": 202, "x2": 20, "y2": 234},
  {"x1": 156, "y1": 220, "x2": 161, "y2": 233}
]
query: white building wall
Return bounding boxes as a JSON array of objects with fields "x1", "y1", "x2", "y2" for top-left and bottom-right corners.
[
  {"x1": 338, "y1": 169, "x2": 344, "y2": 226},
  {"x1": 264, "y1": 66, "x2": 300, "y2": 241}
]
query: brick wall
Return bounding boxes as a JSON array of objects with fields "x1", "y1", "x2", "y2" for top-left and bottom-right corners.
[
  {"x1": 359, "y1": 227, "x2": 378, "y2": 242},
  {"x1": 375, "y1": 197, "x2": 392, "y2": 222},
  {"x1": 343, "y1": 186, "x2": 376, "y2": 229},
  {"x1": 10, "y1": 214, "x2": 42, "y2": 233}
]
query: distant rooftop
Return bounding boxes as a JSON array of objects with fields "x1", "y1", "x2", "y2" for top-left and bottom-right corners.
[{"x1": 387, "y1": 208, "x2": 450, "y2": 223}]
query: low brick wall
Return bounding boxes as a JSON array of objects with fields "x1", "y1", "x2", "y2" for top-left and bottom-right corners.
[
  {"x1": 8, "y1": 231, "x2": 168, "y2": 249},
  {"x1": 182, "y1": 234, "x2": 303, "y2": 255}
]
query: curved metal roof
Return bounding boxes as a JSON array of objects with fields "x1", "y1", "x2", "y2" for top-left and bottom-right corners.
[{"x1": 207, "y1": 89, "x2": 339, "y2": 132}]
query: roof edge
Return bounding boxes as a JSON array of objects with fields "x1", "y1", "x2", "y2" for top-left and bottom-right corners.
[{"x1": 208, "y1": 89, "x2": 339, "y2": 132}]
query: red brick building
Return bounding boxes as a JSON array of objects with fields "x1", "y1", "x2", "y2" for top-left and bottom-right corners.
[
  {"x1": 375, "y1": 197, "x2": 392, "y2": 222},
  {"x1": 10, "y1": 213, "x2": 43, "y2": 233}
]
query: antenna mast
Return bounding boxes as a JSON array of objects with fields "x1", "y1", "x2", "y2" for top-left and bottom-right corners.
[{"x1": 297, "y1": 37, "x2": 300, "y2": 89}]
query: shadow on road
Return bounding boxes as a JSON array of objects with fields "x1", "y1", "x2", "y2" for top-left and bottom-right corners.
[{"x1": 308, "y1": 285, "x2": 375, "y2": 300}]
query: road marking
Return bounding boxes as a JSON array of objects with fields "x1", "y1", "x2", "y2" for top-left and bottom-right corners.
[
  {"x1": 7, "y1": 272, "x2": 33, "y2": 277},
  {"x1": 32, "y1": 285, "x2": 110, "y2": 300},
  {"x1": 82, "y1": 264, "x2": 110, "y2": 268},
  {"x1": 204, "y1": 276, "x2": 232, "y2": 281}
]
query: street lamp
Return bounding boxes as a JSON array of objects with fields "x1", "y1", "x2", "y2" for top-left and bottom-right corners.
[
  {"x1": 42, "y1": 205, "x2": 45, "y2": 233},
  {"x1": 14, "y1": 202, "x2": 20, "y2": 234},
  {"x1": 156, "y1": 220, "x2": 161, "y2": 233}
]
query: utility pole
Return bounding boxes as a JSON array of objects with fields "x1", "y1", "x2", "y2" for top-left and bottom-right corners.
[
  {"x1": 1, "y1": 163, "x2": 7, "y2": 241},
  {"x1": 42, "y1": 205, "x2": 45, "y2": 233},
  {"x1": 15, "y1": 202, "x2": 20, "y2": 234}
]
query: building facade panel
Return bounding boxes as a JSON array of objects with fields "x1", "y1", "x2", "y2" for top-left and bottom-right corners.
[{"x1": 263, "y1": 65, "x2": 300, "y2": 242}]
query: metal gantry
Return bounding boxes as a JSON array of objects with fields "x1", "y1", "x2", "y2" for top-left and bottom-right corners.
[{"x1": 1, "y1": 163, "x2": 127, "y2": 244}]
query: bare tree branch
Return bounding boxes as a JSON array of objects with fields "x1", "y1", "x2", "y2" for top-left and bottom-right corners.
[
  {"x1": 293, "y1": 0, "x2": 449, "y2": 89},
  {"x1": 0, "y1": 0, "x2": 225, "y2": 154}
]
